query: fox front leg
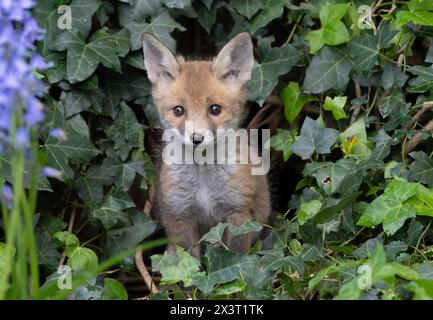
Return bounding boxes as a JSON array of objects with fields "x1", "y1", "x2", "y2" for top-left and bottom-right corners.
[
  {"x1": 224, "y1": 211, "x2": 260, "y2": 254},
  {"x1": 163, "y1": 217, "x2": 201, "y2": 258}
]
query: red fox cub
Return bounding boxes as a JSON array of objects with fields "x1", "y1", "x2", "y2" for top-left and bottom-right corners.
[{"x1": 142, "y1": 32, "x2": 271, "y2": 257}]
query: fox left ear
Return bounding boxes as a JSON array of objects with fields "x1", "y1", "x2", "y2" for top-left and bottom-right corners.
[{"x1": 212, "y1": 32, "x2": 254, "y2": 85}]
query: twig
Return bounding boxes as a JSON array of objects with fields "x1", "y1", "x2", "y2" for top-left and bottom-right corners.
[
  {"x1": 405, "y1": 101, "x2": 433, "y2": 130},
  {"x1": 143, "y1": 184, "x2": 155, "y2": 216},
  {"x1": 59, "y1": 204, "x2": 77, "y2": 267},
  {"x1": 135, "y1": 249, "x2": 159, "y2": 294},
  {"x1": 350, "y1": 82, "x2": 362, "y2": 125},
  {"x1": 404, "y1": 117, "x2": 433, "y2": 155}
]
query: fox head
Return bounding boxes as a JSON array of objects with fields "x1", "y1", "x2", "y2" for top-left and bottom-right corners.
[{"x1": 142, "y1": 32, "x2": 254, "y2": 147}]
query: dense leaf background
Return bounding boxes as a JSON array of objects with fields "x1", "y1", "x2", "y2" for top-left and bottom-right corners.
[{"x1": 14, "y1": 0, "x2": 433, "y2": 299}]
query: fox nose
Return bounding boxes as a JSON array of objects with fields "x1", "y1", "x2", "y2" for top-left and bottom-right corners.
[{"x1": 191, "y1": 133, "x2": 204, "y2": 146}]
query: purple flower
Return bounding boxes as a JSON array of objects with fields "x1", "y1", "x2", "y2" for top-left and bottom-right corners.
[
  {"x1": 42, "y1": 167, "x2": 63, "y2": 179},
  {"x1": 0, "y1": 1, "x2": 47, "y2": 150},
  {"x1": 15, "y1": 127, "x2": 29, "y2": 147},
  {"x1": 49, "y1": 128, "x2": 68, "y2": 141}
]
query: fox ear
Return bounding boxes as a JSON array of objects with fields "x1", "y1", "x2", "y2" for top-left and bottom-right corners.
[
  {"x1": 212, "y1": 32, "x2": 254, "y2": 85},
  {"x1": 142, "y1": 33, "x2": 180, "y2": 84}
]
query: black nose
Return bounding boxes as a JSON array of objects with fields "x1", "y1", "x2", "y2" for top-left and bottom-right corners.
[{"x1": 191, "y1": 133, "x2": 204, "y2": 146}]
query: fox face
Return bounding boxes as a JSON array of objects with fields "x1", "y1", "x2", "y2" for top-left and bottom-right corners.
[{"x1": 142, "y1": 33, "x2": 254, "y2": 147}]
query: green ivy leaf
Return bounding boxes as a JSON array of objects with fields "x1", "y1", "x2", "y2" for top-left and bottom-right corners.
[
  {"x1": 53, "y1": 28, "x2": 122, "y2": 83},
  {"x1": 66, "y1": 246, "x2": 99, "y2": 271},
  {"x1": 92, "y1": 192, "x2": 135, "y2": 229},
  {"x1": 291, "y1": 117, "x2": 339, "y2": 160},
  {"x1": 269, "y1": 129, "x2": 296, "y2": 161},
  {"x1": 231, "y1": 0, "x2": 264, "y2": 19},
  {"x1": 101, "y1": 278, "x2": 128, "y2": 300},
  {"x1": 305, "y1": 3, "x2": 350, "y2": 53},
  {"x1": 123, "y1": 10, "x2": 185, "y2": 51},
  {"x1": 280, "y1": 82, "x2": 318, "y2": 124},
  {"x1": 250, "y1": 0, "x2": 286, "y2": 34},
  {"x1": 304, "y1": 158, "x2": 357, "y2": 195},
  {"x1": 53, "y1": 231, "x2": 80, "y2": 248},
  {"x1": 303, "y1": 47, "x2": 353, "y2": 94},
  {"x1": 347, "y1": 25, "x2": 396, "y2": 72},
  {"x1": 323, "y1": 96, "x2": 347, "y2": 120},
  {"x1": 408, "y1": 66, "x2": 433, "y2": 93},
  {"x1": 261, "y1": 249, "x2": 304, "y2": 274},
  {"x1": 297, "y1": 199, "x2": 322, "y2": 225},
  {"x1": 409, "y1": 151, "x2": 433, "y2": 187},
  {"x1": 43, "y1": 134, "x2": 100, "y2": 181},
  {"x1": 104, "y1": 211, "x2": 157, "y2": 257},
  {"x1": 248, "y1": 37, "x2": 302, "y2": 105},
  {"x1": 191, "y1": 246, "x2": 259, "y2": 294},
  {"x1": 151, "y1": 247, "x2": 203, "y2": 286},
  {"x1": 357, "y1": 179, "x2": 419, "y2": 235},
  {"x1": 35, "y1": 0, "x2": 102, "y2": 54}
]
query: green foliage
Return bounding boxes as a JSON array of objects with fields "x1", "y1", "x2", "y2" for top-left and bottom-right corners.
[{"x1": 1, "y1": 0, "x2": 430, "y2": 300}]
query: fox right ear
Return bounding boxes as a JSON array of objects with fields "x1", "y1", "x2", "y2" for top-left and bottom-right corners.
[{"x1": 142, "y1": 33, "x2": 180, "y2": 84}]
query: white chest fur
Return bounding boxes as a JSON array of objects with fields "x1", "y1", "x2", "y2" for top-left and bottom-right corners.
[{"x1": 165, "y1": 163, "x2": 242, "y2": 219}]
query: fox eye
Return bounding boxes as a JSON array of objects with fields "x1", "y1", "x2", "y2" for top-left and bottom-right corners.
[
  {"x1": 173, "y1": 106, "x2": 184, "y2": 117},
  {"x1": 209, "y1": 104, "x2": 221, "y2": 115}
]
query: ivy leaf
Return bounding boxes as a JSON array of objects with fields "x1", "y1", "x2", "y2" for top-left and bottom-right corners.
[
  {"x1": 408, "y1": 66, "x2": 433, "y2": 93},
  {"x1": 231, "y1": 0, "x2": 264, "y2": 19},
  {"x1": 152, "y1": 247, "x2": 204, "y2": 287},
  {"x1": 396, "y1": 3, "x2": 433, "y2": 27},
  {"x1": 297, "y1": 199, "x2": 322, "y2": 225},
  {"x1": 371, "y1": 129, "x2": 396, "y2": 161},
  {"x1": 323, "y1": 96, "x2": 347, "y2": 120},
  {"x1": 291, "y1": 117, "x2": 339, "y2": 160},
  {"x1": 269, "y1": 129, "x2": 296, "y2": 161},
  {"x1": 410, "y1": 184, "x2": 433, "y2": 217},
  {"x1": 191, "y1": 246, "x2": 259, "y2": 294},
  {"x1": 261, "y1": 249, "x2": 304, "y2": 274},
  {"x1": 339, "y1": 118, "x2": 372, "y2": 160},
  {"x1": 92, "y1": 192, "x2": 135, "y2": 229},
  {"x1": 118, "y1": 0, "x2": 162, "y2": 25},
  {"x1": 357, "y1": 179, "x2": 418, "y2": 235},
  {"x1": 53, "y1": 231, "x2": 80, "y2": 248},
  {"x1": 280, "y1": 82, "x2": 318, "y2": 124},
  {"x1": 61, "y1": 89, "x2": 104, "y2": 118},
  {"x1": 104, "y1": 211, "x2": 157, "y2": 257},
  {"x1": 304, "y1": 158, "x2": 357, "y2": 195},
  {"x1": 380, "y1": 62, "x2": 408, "y2": 90},
  {"x1": 303, "y1": 47, "x2": 353, "y2": 94},
  {"x1": 43, "y1": 134, "x2": 100, "y2": 181},
  {"x1": 347, "y1": 26, "x2": 396, "y2": 72},
  {"x1": 36, "y1": 230, "x2": 62, "y2": 272},
  {"x1": 248, "y1": 37, "x2": 302, "y2": 105},
  {"x1": 66, "y1": 246, "x2": 99, "y2": 271},
  {"x1": 378, "y1": 92, "x2": 411, "y2": 131},
  {"x1": 101, "y1": 278, "x2": 128, "y2": 300},
  {"x1": 102, "y1": 68, "x2": 151, "y2": 118},
  {"x1": 250, "y1": 0, "x2": 286, "y2": 34},
  {"x1": 199, "y1": 223, "x2": 227, "y2": 244},
  {"x1": 409, "y1": 151, "x2": 433, "y2": 187},
  {"x1": 53, "y1": 28, "x2": 122, "y2": 83},
  {"x1": 228, "y1": 220, "x2": 262, "y2": 236},
  {"x1": 123, "y1": 10, "x2": 185, "y2": 51},
  {"x1": 35, "y1": 0, "x2": 102, "y2": 54},
  {"x1": 305, "y1": 3, "x2": 350, "y2": 53}
]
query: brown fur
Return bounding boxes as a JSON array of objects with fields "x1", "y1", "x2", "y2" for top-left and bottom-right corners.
[{"x1": 143, "y1": 33, "x2": 271, "y2": 257}]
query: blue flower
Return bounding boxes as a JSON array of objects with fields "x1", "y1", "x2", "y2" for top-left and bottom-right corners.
[
  {"x1": 42, "y1": 167, "x2": 63, "y2": 179},
  {"x1": 0, "y1": 1, "x2": 47, "y2": 150}
]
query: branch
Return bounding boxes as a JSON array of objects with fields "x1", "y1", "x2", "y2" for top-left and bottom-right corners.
[
  {"x1": 404, "y1": 117, "x2": 433, "y2": 155},
  {"x1": 135, "y1": 249, "x2": 159, "y2": 295},
  {"x1": 350, "y1": 82, "x2": 362, "y2": 125},
  {"x1": 59, "y1": 204, "x2": 77, "y2": 267}
]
